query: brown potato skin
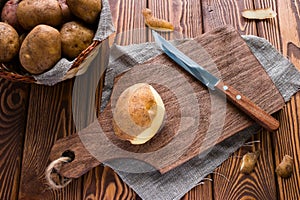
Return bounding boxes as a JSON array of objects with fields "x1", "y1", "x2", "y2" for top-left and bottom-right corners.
[
  {"x1": 66, "y1": 0, "x2": 101, "y2": 24},
  {"x1": 58, "y1": 0, "x2": 73, "y2": 22},
  {"x1": 1, "y1": 0, "x2": 23, "y2": 33},
  {"x1": 19, "y1": 25, "x2": 61, "y2": 74},
  {"x1": 0, "y1": 22, "x2": 19, "y2": 62},
  {"x1": 60, "y1": 21, "x2": 94, "y2": 59},
  {"x1": 17, "y1": 0, "x2": 63, "y2": 30}
]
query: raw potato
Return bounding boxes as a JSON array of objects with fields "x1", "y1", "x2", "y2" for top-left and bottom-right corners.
[
  {"x1": 19, "y1": 25, "x2": 61, "y2": 74},
  {"x1": 1, "y1": 0, "x2": 23, "y2": 32},
  {"x1": 58, "y1": 0, "x2": 72, "y2": 22},
  {"x1": 17, "y1": 0, "x2": 63, "y2": 30},
  {"x1": 242, "y1": 7, "x2": 277, "y2": 20},
  {"x1": 142, "y1": 8, "x2": 174, "y2": 32},
  {"x1": 113, "y1": 83, "x2": 166, "y2": 145},
  {"x1": 276, "y1": 155, "x2": 293, "y2": 178},
  {"x1": 60, "y1": 21, "x2": 94, "y2": 59},
  {"x1": 0, "y1": 22, "x2": 19, "y2": 63},
  {"x1": 66, "y1": 0, "x2": 101, "y2": 24},
  {"x1": 240, "y1": 151, "x2": 260, "y2": 174}
]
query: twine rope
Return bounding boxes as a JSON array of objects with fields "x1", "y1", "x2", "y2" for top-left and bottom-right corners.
[{"x1": 45, "y1": 157, "x2": 72, "y2": 189}]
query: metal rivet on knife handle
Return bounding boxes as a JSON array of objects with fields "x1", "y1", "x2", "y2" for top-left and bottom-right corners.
[
  {"x1": 215, "y1": 81, "x2": 280, "y2": 132},
  {"x1": 152, "y1": 30, "x2": 280, "y2": 132}
]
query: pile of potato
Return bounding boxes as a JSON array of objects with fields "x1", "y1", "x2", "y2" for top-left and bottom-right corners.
[{"x1": 0, "y1": 0, "x2": 101, "y2": 75}]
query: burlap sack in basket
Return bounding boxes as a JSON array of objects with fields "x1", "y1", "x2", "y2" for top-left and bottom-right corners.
[{"x1": 0, "y1": 0, "x2": 115, "y2": 85}]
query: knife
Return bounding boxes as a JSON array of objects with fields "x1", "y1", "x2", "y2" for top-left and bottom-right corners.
[{"x1": 152, "y1": 30, "x2": 279, "y2": 131}]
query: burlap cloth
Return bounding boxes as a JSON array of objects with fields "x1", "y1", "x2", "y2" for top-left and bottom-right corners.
[{"x1": 99, "y1": 35, "x2": 300, "y2": 200}]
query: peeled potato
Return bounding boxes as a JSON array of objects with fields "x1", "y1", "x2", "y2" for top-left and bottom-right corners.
[{"x1": 113, "y1": 83, "x2": 165, "y2": 145}]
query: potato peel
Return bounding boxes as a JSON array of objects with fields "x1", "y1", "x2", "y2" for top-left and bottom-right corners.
[
  {"x1": 242, "y1": 7, "x2": 277, "y2": 20},
  {"x1": 142, "y1": 8, "x2": 174, "y2": 32},
  {"x1": 276, "y1": 155, "x2": 293, "y2": 178},
  {"x1": 240, "y1": 151, "x2": 260, "y2": 174}
]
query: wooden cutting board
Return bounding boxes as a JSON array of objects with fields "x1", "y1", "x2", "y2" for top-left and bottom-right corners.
[{"x1": 49, "y1": 26, "x2": 285, "y2": 178}]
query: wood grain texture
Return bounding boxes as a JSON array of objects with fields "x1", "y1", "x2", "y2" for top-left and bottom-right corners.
[
  {"x1": 83, "y1": 167, "x2": 137, "y2": 200},
  {"x1": 181, "y1": 175, "x2": 213, "y2": 200},
  {"x1": 215, "y1": 81, "x2": 280, "y2": 131},
  {"x1": 277, "y1": 0, "x2": 300, "y2": 67},
  {"x1": 213, "y1": 131, "x2": 278, "y2": 200},
  {"x1": 73, "y1": 41, "x2": 114, "y2": 200},
  {"x1": 146, "y1": 1, "x2": 210, "y2": 198},
  {"x1": 202, "y1": 0, "x2": 257, "y2": 35},
  {"x1": 273, "y1": 96, "x2": 300, "y2": 199},
  {"x1": 49, "y1": 26, "x2": 284, "y2": 178},
  {"x1": 255, "y1": 0, "x2": 300, "y2": 199},
  {"x1": 201, "y1": 0, "x2": 281, "y2": 199},
  {"x1": 109, "y1": 0, "x2": 148, "y2": 45},
  {"x1": 18, "y1": 81, "x2": 82, "y2": 200},
  {"x1": 14, "y1": 0, "x2": 300, "y2": 199},
  {"x1": 254, "y1": 0, "x2": 281, "y2": 50},
  {"x1": 0, "y1": 80, "x2": 29, "y2": 200},
  {"x1": 80, "y1": 1, "x2": 146, "y2": 199},
  {"x1": 148, "y1": 0, "x2": 203, "y2": 38}
]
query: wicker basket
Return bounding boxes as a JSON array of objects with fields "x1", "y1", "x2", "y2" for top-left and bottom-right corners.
[{"x1": 0, "y1": 0, "x2": 112, "y2": 85}]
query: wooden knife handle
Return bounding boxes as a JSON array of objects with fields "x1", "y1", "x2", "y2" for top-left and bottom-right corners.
[{"x1": 215, "y1": 81, "x2": 280, "y2": 131}]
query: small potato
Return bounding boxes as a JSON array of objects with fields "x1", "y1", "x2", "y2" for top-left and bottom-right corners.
[
  {"x1": 17, "y1": 0, "x2": 63, "y2": 30},
  {"x1": 58, "y1": 0, "x2": 73, "y2": 22},
  {"x1": 1, "y1": 0, "x2": 23, "y2": 32},
  {"x1": 60, "y1": 21, "x2": 94, "y2": 59},
  {"x1": 0, "y1": 22, "x2": 19, "y2": 63},
  {"x1": 67, "y1": 0, "x2": 101, "y2": 24},
  {"x1": 19, "y1": 25, "x2": 61, "y2": 74}
]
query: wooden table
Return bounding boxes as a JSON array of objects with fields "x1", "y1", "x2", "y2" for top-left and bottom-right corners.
[{"x1": 0, "y1": 0, "x2": 299, "y2": 199}]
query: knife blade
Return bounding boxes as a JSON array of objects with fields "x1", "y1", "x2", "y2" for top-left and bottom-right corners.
[{"x1": 152, "y1": 30, "x2": 279, "y2": 131}]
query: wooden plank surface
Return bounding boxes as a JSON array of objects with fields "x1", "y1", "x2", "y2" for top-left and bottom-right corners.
[
  {"x1": 0, "y1": 0, "x2": 296, "y2": 199},
  {"x1": 254, "y1": 0, "x2": 281, "y2": 49},
  {"x1": 201, "y1": 0, "x2": 281, "y2": 199},
  {"x1": 202, "y1": 0, "x2": 257, "y2": 35},
  {"x1": 148, "y1": 0, "x2": 203, "y2": 38},
  {"x1": 81, "y1": 0, "x2": 147, "y2": 199},
  {"x1": 18, "y1": 81, "x2": 83, "y2": 200},
  {"x1": 276, "y1": 1, "x2": 300, "y2": 198},
  {"x1": 274, "y1": 95, "x2": 300, "y2": 200},
  {"x1": 83, "y1": 167, "x2": 137, "y2": 199},
  {"x1": 0, "y1": 80, "x2": 29, "y2": 200},
  {"x1": 277, "y1": 0, "x2": 300, "y2": 67},
  {"x1": 49, "y1": 26, "x2": 284, "y2": 178},
  {"x1": 213, "y1": 131, "x2": 278, "y2": 200},
  {"x1": 256, "y1": 0, "x2": 300, "y2": 199},
  {"x1": 110, "y1": 0, "x2": 148, "y2": 45},
  {"x1": 181, "y1": 175, "x2": 213, "y2": 200},
  {"x1": 147, "y1": 1, "x2": 213, "y2": 198}
]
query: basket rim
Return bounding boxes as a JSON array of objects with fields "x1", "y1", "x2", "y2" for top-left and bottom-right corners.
[{"x1": 0, "y1": 40, "x2": 103, "y2": 84}]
